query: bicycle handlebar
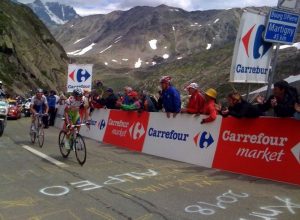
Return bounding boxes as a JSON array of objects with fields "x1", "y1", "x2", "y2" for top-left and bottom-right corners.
[
  {"x1": 35, "y1": 113, "x2": 48, "y2": 117},
  {"x1": 70, "y1": 124, "x2": 86, "y2": 128}
]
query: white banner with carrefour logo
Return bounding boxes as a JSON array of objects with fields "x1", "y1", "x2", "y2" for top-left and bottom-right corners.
[
  {"x1": 230, "y1": 11, "x2": 273, "y2": 83},
  {"x1": 80, "y1": 109, "x2": 110, "y2": 142},
  {"x1": 67, "y1": 64, "x2": 93, "y2": 92},
  {"x1": 143, "y1": 113, "x2": 222, "y2": 168}
]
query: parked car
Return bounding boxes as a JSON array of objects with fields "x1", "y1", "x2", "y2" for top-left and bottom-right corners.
[
  {"x1": 7, "y1": 100, "x2": 22, "y2": 119},
  {"x1": 0, "y1": 100, "x2": 8, "y2": 136}
]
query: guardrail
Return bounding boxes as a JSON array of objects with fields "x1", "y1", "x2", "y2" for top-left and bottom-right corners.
[{"x1": 55, "y1": 105, "x2": 300, "y2": 185}]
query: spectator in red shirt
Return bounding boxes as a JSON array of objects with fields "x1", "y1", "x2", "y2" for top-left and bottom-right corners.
[
  {"x1": 181, "y1": 82, "x2": 205, "y2": 114},
  {"x1": 201, "y1": 88, "x2": 218, "y2": 124}
]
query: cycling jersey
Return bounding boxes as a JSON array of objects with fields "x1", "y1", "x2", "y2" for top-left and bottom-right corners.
[
  {"x1": 65, "y1": 96, "x2": 84, "y2": 125},
  {"x1": 31, "y1": 95, "x2": 48, "y2": 113}
]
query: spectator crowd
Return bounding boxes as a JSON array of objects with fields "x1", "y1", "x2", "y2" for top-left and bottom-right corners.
[
  {"x1": 57, "y1": 76, "x2": 300, "y2": 123},
  {"x1": 3, "y1": 76, "x2": 298, "y2": 125}
]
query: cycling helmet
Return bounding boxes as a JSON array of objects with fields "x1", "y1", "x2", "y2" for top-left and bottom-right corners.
[
  {"x1": 185, "y1": 82, "x2": 199, "y2": 90},
  {"x1": 73, "y1": 88, "x2": 83, "y2": 97},
  {"x1": 160, "y1": 76, "x2": 172, "y2": 84},
  {"x1": 36, "y1": 88, "x2": 43, "y2": 93}
]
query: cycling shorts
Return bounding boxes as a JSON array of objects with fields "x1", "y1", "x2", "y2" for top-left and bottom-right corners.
[{"x1": 33, "y1": 104, "x2": 46, "y2": 114}]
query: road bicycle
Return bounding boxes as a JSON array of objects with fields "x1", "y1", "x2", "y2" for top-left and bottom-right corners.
[
  {"x1": 30, "y1": 113, "x2": 47, "y2": 147},
  {"x1": 58, "y1": 123, "x2": 87, "y2": 166}
]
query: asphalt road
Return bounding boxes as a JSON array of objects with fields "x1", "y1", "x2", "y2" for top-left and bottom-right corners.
[{"x1": 0, "y1": 117, "x2": 299, "y2": 220}]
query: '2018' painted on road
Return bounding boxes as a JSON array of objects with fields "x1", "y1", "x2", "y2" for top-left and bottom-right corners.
[
  {"x1": 40, "y1": 169, "x2": 157, "y2": 197},
  {"x1": 185, "y1": 190, "x2": 300, "y2": 219},
  {"x1": 185, "y1": 190, "x2": 249, "y2": 215}
]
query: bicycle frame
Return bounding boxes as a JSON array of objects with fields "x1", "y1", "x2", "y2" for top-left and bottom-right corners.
[
  {"x1": 59, "y1": 117, "x2": 87, "y2": 165},
  {"x1": 68, "y1": 124, "x2": 84, "y2": 150},
  {"x1": 35, "y1": 114, "x2": 43, "y2": 129}
]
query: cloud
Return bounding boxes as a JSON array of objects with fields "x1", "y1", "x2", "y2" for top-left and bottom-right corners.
[{"x1": 17, "y1": 0, "x2": 278, "y2": 16}]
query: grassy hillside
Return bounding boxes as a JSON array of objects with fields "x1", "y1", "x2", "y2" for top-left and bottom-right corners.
[{"x1": 90, "y1": 40, "x2": 300, "y2": 101}]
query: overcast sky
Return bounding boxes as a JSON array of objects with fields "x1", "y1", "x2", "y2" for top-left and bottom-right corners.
[{"x1": 18, "y1": 0, "x2": 279, "y2": 16}]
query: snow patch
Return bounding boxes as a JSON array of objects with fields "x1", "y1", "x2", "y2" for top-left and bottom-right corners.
[
  {"x1": 73, "y1": 38, "x2": 85, "y2": 44},
  {"x1": 122, "y1": 58, "x2": 128, "y2": 61},
  {"x1": 169, "y1": 9, "x2": 179, "y2": 12},
  {"x1": 75, "y1": 43, "x2": 96, "y2": 55},
  {"x1": 206, "y1": 44, "x2": 212, "y2": 50},
  {"x1": 163, "y1": 54, "x2": 169, "y2": 59},
  {"x1": 67, "y1": 49, "x2": 81, "y2": 55},
  {"x1": 44, "y1": 3, "x2": 66, "y2": 25},
  {"x1": 114, "y1": 36, "x2": 122, "y2": 41},
  {"x1": 177, "y1": 57, "x2": 183, "y2": 60},
  {"x1": 278, "y1": 42, "x2": 300, "y2": 50},
  {"x1": 164, "y1": 46, "x2": 167, "y2": 49},
  {"x1": 104, "y1": 62, "x2": 108, "y2": 66},
  {"x1": 152, "y1": 62, "x2": 157, "y2": 66},
  {"x1": 112, "y1": 59, "x2": 118, "y2": 63},
  {"x1": 114, "y1": 39, "x2": 121, "y2": 44},
  {"x1": 99, "y1": 45, "x2": 112, "y2": 54},
  {"x1": 190, "y1": 22, "x2": 200, "y2": 27},
  {"x1": 61, "y1": 5, "x2": 65, "y2": 20},
  {"x1": 135, "y1": 58, "x2": 142, "y2": 68},
  {"x1": 149, "y1": 39, "x2": 158, "y2": 50},
  {"x1": 70, "y1": 25, "x2": 74, "y2": 28},
  {"x1": 146, "y1": 62, "x2": 149, "y2": 64},
  {"x1": 249, "y1": 74, "x2": 300, "y2": 95},
  {"x1": 172, "y1": 26, "x2": 175, "y2": 31},
  {"x1": 213, "y1": 18, "x2": 220, "y2": 24}
]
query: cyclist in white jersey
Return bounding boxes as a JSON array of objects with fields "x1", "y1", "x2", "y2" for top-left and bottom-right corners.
[
  {"x1": 64, "y1": 88, "x2": 90, "y2": 149},
  {"x1": 30, "y1": 88, "x2": 48, "y2": 131}
]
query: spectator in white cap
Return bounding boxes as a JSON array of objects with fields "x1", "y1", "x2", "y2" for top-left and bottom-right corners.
[{"x1": 181, "y1": 82, "x2": 205, "y2": 114}]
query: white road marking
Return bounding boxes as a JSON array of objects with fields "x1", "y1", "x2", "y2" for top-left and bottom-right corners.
[{"x1": 22, "y1": 145, "x2": 68, "y2": 168}]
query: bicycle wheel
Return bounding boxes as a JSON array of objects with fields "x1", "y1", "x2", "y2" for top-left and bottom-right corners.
[
  {"x1": 30, "y1": 128, "x2": 36, "y2": 144},
  {"x1": 38, "y1": 126, "x2": 44, "y2": 148},
  {"x1": 74, "y1": 134, "x2": 86, "y2": 166},
  {"x1": 58, "y1": 130, "x2": 71, "y2": 158}
]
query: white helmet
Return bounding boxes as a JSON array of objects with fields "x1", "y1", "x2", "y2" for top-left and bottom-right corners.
[
  {"x1": 186, "y1": 82, "x2": 199, "y2": 90},
  {"x1": 160, "y1": 76, "x2": 172, "y2": 84}
]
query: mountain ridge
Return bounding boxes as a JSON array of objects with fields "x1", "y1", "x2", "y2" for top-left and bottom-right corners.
[
  {"x1": 0, "y1": 0, "x2": 68, "y2": 95},
  {"x1": 59, "y1": 4, "x2": 299, "y2": 98},
  {"x1": 27, "y1": 0, "x2": 80, "y2": 28},
  {"x1": 53, "y1": 4, "x2": 245, "y2": 70}
]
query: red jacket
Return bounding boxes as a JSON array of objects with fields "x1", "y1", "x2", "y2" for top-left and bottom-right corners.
[
  {"x1": 201, "y1": 99, "x2": 217, "y2": 123},
  {"x1": 186, "y1": 91, "x2": 205, "y2": 114}
]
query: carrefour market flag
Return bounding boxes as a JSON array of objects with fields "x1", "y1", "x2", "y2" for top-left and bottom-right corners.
[
  {"x1": 230, "y1": 11, "x2": 273, "y2": 83},
  {"x1": 67, "y1": 64, "x2": 93, "y2": 92}
]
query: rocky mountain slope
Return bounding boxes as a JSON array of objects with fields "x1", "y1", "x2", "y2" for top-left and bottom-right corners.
[
  {"x1": 27, "y1": 0, "x2": 79, "y2": 28},
  {"x1": 53, "y1": 5, "x2": 243, "y2": 69},
  {"x1": 0, "y1": 0, "x2": 68, "y2": 95},
  {"x1": 55, "y1": 4, "x2": 299, "y2": 98}
]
